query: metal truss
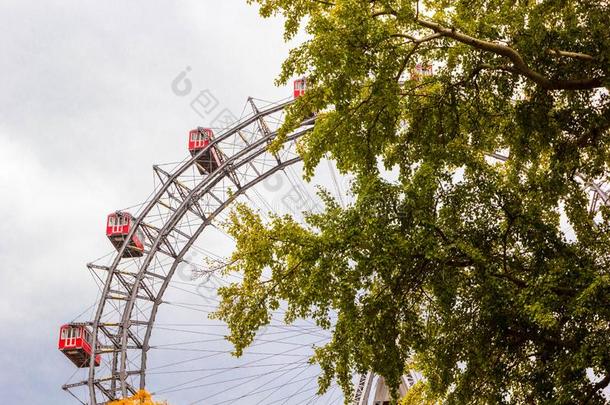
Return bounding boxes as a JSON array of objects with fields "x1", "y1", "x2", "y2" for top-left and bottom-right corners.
[
  {"x1": 63, "y1": 98, "x2": 316, "y2": 404},
  {"x1": 352, "y1": 371, "x2": 421, "y2": 405}
]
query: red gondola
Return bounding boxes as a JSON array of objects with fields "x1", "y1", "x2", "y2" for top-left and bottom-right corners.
[
  {"x1": 188, "y1": 127, "x2": 223, "y2": 175},
  {"x1": 106, "y1": 212, "x2": 145, "y2": 258},
  {"x1": 410, "y1": 63, "x2": 433, "y2": 81},
  {"x1": 58, "y1": 324, "x2": 101, "y2": 368},
  {"x1": 293, "y1": 78, "x2": 307, "y2": 99}
]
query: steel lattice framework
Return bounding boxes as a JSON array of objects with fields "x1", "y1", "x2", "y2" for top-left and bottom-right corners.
[
  {"x1": 63, "y1": 98, "x2": 319, "y2": 404},
  {"x1": 63, "y1": 96, "x2": 610, "y2": 405}
]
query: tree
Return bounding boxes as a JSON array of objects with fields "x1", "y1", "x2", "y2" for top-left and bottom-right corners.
[{"x1": 214, "y1": 1, "x2": 610, "y2": 403}]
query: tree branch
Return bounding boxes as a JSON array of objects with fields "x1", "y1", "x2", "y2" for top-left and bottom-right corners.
[
  {"x1": 372, "y1": 11, "x2": 396, "y2": 18},
  {"x1": 415, "y1": 18, "x2": 606, "y2": 90},
  {"x1": 389, "y1": 32, "x2": 442, "y2": 44},
  {"x1": 547, "y1": 49, "x2": 597, "y2": 62},
  {"x1": 311, "y1": 0, "x2": 335, "y2": 6}
]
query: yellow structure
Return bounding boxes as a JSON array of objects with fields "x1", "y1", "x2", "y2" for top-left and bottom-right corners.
[{"x1": 108, "y1": 390, "x2": 166, "y2": 405}]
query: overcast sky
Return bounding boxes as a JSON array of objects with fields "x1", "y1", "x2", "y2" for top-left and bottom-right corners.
[{"x1": 0, "y1": 1, "x2": 300, "y2": 402}]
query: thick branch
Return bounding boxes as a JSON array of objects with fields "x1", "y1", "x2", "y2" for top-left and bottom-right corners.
[{"x1": 415, "y1": 19, "x2": 606, "y2": 90}]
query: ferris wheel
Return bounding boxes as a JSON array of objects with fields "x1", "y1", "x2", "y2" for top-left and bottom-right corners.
[
  {"x1": 58, "y1": 82, "x2": 356, "y2": 405},
  {"x1": 58, "y1": 78, "x2": 610, "y2": 405}
]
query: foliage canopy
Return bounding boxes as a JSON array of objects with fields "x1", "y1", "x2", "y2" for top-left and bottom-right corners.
[{"x1": 214, "y1": 0, "x2": 610, "y2": 403}]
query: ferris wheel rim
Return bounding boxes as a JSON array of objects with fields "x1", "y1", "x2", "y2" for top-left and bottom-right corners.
[{"x1": 79, "y1": 98, "x2": 316, "y2": 403}]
